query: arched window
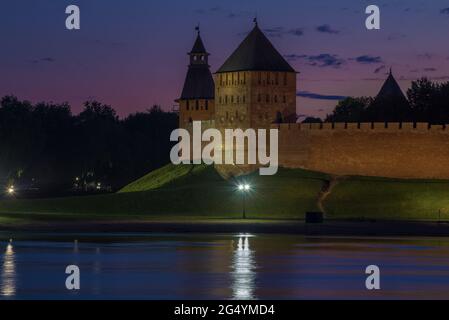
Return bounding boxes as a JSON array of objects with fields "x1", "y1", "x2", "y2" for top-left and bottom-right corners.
[{"x1": 243, "y1": 73, "x2": 246, "y2": 84}]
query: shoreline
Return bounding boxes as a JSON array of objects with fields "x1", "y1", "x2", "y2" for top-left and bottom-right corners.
[{"x1": 1, "y1": 220, "x2": 449, "y2": 237}]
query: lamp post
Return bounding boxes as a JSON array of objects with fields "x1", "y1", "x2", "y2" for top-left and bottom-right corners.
[{"x1": 238, "y1": 184, "x2": 251, "y2": 219}]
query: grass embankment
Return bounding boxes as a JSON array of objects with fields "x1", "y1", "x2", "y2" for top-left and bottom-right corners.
[
  {"x1": 0, "y1": 163, "x2": 449, "y2": 223},
  {"x1": 325, "y1": 177, "x2": 449, "y2": 221},
  {"x1": 0, "y1": 164, "x2": 324, "y2": 222}
]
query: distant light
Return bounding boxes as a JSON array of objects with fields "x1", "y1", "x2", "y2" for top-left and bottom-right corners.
[
  {"x1": 7, "y1": 186, "x2": 15, "y2": 195},
  {"x1": 244, "y1": 184, "x2": 250, "y2": 191},
  {"x1": 238, "y1": 185, "x2": 244, "y2": 191}
]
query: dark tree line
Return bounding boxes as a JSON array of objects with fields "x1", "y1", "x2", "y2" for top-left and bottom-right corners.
[
  {"x1": 0, "y1": 96, "x2": 178, "y2": 196},
  {"x1": 325, "y1": 78, "x2": 449, "y2": 124}
]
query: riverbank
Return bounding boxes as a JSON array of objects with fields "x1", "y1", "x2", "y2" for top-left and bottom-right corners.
[{"x1": 1, "y1": 219, "x2": 449, "y2": 237}]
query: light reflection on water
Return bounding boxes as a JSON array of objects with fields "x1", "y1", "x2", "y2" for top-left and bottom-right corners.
[
  {"x1": 1, "y1": 234, "x2": 449, "y2": 299},
  {"x1": 1, "y1": 243, "x2": 16, "y2": 297},
  {"x1": 231, "y1": 235, "x2": 256, "y2": 300}
]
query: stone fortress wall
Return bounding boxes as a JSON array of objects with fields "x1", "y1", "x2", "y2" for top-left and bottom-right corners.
[{"x1": 274, "y1": 122, "x2": 449, "y2": 179}]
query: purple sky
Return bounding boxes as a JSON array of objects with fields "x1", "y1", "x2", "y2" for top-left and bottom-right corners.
[{"x1": 1, "y1": 0, "x2": 449, "y2": 118}]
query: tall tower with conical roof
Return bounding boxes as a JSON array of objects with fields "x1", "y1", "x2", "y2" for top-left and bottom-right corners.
[
  {"x1": 214, "y1": 20, "x2": 297, "y2": 131},
  {"x1": 177, "y1": 27, "x2": 215, "y2": 128}
]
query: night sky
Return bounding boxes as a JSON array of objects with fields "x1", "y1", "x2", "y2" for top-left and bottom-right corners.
[{"x1": 1, "y1": 0, "x2": 449, "y2": 118}]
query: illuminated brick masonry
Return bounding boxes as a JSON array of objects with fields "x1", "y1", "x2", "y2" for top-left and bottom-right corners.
[{"x1": 177, "y1": 22, "x2": 449, "y2": 179}]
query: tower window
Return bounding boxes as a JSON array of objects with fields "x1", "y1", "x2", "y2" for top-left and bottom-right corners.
[
  {"x1": 283, "y1": 73, "x2": 287, "y2": 85},
  {"x1": 205, "y1": 100, "x2": 209, "y2": 110},
  {"x1": 195, "y1": 100, "x2": 199, "y2": 110},
  {"x1": 186, "y1": 100, "x2": 190, "y2": 110},
  {"x1": 258, "y1": 73, "x2": 261, "y2": 85},
  {"x1": 258, "y1": 94, "x2": 261, "y2": 102},
  {"x1": 225, "y1": 95, "x2": 228, "y2": 104},
  {"x1": 243, "y1": 95, "x2": 246, "y2": 103},
  {"x1": 220, "y1": 74, "x2": 223, "y2": 86},
  {"x1": 243, "y1": 73, "x2": 246, "y2": 84},
  {"x1": 283, "y1": 95, "x2": 287, "y2": 103},
  {"x1": 231, "y1": 96, "x2": 234, "y2": 103},
  {"x1": 237, "y1": 96, "x2": 240, "y2": 103},
  {"x1": 275, "y1": 73, "x2": 279, "y2": 85},
  {"x1": 274, "y1": 95, "x2": 278, "y2": 103},
  {"x1": 266, "y1": 94, "x2": 270, "y2": 103}
]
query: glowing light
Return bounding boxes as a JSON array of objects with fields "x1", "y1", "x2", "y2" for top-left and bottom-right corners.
[
  {"x1": 6, "y1": 186, "x2": 14, "y2": 195},
  {"x1": 238, "y1": 184, "x2": 251, "y2": 191}
]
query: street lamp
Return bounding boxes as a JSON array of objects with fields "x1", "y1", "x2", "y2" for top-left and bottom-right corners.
[{"x1": 238, "y1": 184, "x2": 251, "y2": 219}]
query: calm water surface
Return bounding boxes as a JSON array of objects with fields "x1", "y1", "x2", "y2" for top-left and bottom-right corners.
[{"x1": 1, "y1": 233, "x2": 449, "y2": 300}]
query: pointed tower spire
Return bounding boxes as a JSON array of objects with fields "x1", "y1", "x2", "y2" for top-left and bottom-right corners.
[
  {"x1": 217, "y1": 20, "x2": 295, "y2": 73},
  {"x1": 178, "y1": 27, "x2": 214, "y2": 100},
  {"x1": 376, "y1": 69, "x2": 407, "y2": 101}
]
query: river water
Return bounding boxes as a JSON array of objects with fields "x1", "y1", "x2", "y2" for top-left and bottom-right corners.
[{"x1": 1, "y1": 233, "x2": 449, "y2": 300}]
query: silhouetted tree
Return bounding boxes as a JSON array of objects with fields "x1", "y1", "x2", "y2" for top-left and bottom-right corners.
[
  {"x1": 326, "y1": 97, "x2": 372, "y2": 123},
  {"x1": 302, "y1": 117, "x2": 323, "y2": 123}
]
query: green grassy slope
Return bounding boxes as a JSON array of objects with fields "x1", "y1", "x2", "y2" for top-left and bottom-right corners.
[
  {"x1": 1, "y1": 164, "x2": 449, "y2": 223},
  {"x1": 118, "y1": 164, "x2": 195, "y2": 193},
  {"x1": 0, "y1": 165, "x2": 325, "y2": 222},
  {"x1": 324, "y1": 177, "x2": 449, "y2": 221}
]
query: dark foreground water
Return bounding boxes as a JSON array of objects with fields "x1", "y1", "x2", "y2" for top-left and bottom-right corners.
[{"x1": 1, "y1": 233, "x2": 449, "y2": 300}]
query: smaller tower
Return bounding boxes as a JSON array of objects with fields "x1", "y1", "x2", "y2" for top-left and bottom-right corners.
[
  {"x1": 367, "y1": 69, "x2": 411, "y2": 122},
  {"x1": 177, "y1": 26, "x2": 215, "y2": 129}
]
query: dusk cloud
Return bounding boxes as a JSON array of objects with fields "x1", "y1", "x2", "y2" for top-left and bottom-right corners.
[
  {"x1": 31, "y1": 57, "x2": 55, "y2": 64},
  {"x1": 297, "y1": 91, "x2": 347, "y2": 101},
  {"x1": 440, "y1": 8, "x2": 449, "y2": 15},
  {"x1": 306, "y1": 54, "x2": 345, "y2": 68},
  {"x1": 263, "y1": 27, "x2": 304, "y2": 38},
  {"x1": 354, "y1": 55, "x2": 383, "y2": 64},
  {"x1": 374, "y1": 65, "x2": 386, "y2": 74},
  {"x1": 284, "y1": 53, "x2": 345, "y2": 68},
  {"x1": 316, "y1": 24, "x2": 340, "y2": 34}
]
